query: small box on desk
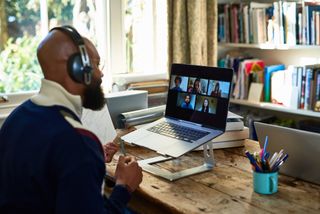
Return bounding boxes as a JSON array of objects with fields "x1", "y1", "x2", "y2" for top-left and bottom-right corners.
[{"x1": 105, "y1": 90, "x2": 148, "y2": 128}]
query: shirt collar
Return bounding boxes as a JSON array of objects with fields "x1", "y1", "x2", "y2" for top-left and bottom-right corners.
[{"x1": 31, "y1": 79, "x2": 83, "y2": 117}]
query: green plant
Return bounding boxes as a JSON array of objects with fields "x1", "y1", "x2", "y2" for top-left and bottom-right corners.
[{"x1": 0, "y1": 35, "x2": 42, "y2": 93}]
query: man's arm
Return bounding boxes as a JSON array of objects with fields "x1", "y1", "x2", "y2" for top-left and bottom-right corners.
[
  {"x1": 54, "y1": 159, "x2": 130, "y2": 214},
  {"x1": 53, "y1": 132, "x2": 131, "y2": 214}
]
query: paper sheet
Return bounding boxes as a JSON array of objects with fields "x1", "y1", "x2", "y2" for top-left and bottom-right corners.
[
  {"x1": 248, "y1": 82, "x2": 263, "y2": 102},
  {"x1": 227, "y1": 111, "x2": 243, "y2": 119},
  {"x1": 81, "y1": 105, "x2": 117, "y2": 145}
]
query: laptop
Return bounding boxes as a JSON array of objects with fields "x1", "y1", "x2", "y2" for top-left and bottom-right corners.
[
  {"x1": 254, "y1": 122, "x2": 320, "y2": 185},
  {"x1": 121, "y1": 63, "x2": 233, "y2": 158}
]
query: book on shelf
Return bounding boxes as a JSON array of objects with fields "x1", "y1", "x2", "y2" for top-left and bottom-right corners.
[
  {"x1": 269, "y1": 64, "x2": 320, "y2": 110},
  {"x1": 264, "y1": 64, "x2": 286, "y2": 102},
  {"x1": 316, "y1": 12, "x2": 320, "y2": 45},
  {"x1": 217, "y1": 1, "x2": 320, "y2": 46},
  {"x1": 305, "y1": 3, "x2": 320, "y2": 45},
  {"x1": 283, "y1": 1, "x2": 297, "y2": 45},
  {"x1": 271, "y1": 66, "x2": 299, "y2": 108},
  {"x1": 233, "y1": 59, "x2": 265, "y2": 100},
  {"x1": 221, "y1": 49, "x2": 320, "y2": 112},
  {"x1": 302, "y1": 64, "x2": 320, "y2": 110},
  {"x1": 314, "y1": 71, "x2": 320, "y2": 111}
]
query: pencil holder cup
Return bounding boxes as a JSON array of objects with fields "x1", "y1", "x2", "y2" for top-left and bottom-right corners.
[{"x1": 253, "y1": 171, "x2": 278, "y2": 195}]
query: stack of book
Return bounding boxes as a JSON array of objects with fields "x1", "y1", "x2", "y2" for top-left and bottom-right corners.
[
  {"x1": 196, "y1": 111, "x2": 249, "y2": 150},
  {"x1": 269, "y1": 64, "x2": 320, "y2": 111}
]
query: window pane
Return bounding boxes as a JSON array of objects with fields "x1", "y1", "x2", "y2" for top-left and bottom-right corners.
[
  {"x1": 124, "y1": 0, "x2": 168, "y2": 74},
  {"x1": 0, "y1": 0, "x2": 42, "y2": 93}
]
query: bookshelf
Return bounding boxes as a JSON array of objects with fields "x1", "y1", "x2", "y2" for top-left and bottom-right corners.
[
  {"x1": 219, "y1": 42, "x2": 320, "y2": 50},
  {"x1": 230, "y1": 99, "x2": 320, "y2": 118},
  {"x1": 218, "y1": 0, "x2": 320, "y2": 130}
]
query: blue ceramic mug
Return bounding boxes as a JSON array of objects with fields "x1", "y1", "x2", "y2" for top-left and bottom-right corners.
[{"x1": 253, "y1": 171, "x2": 278, "y2": 194}]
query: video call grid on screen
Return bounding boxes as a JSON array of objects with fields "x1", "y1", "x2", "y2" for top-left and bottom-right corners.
[{"x1": 166, "y1": 64, "x2": 233, "y2": 131}]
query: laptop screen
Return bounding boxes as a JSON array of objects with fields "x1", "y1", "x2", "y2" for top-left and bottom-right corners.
[{"x1": 166, "y1": 63, "x2": 233, "y2": 131}]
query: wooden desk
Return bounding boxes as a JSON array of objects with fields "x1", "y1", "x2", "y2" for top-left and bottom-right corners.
[{"x1": 106, "y1": 139, "x2": 320, "y2": 214}]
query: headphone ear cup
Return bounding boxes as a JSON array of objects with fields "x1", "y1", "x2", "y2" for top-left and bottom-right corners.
[{"x1": 68, "y1": 53, "x2": 84, "y2": 83}]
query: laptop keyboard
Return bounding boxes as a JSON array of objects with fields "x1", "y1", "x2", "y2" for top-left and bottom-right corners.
[{"x1": 147, "y1": 122, "x2": 210, "y2": 143}]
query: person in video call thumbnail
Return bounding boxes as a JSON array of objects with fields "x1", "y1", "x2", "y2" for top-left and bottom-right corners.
[
  {"x1": 171, "y1": 76, "x2": 183, "y2": 91},
  {"x1": 188, "y1": 78, "x2": 201, "y2": 94},
  {"x1": 181, "y1": 94, "x2": 194, "y2": 109},
  {"x1": 211, "y1": 81, "x2": 221, "y2": 97},
  {"x1": 201, "y1": 98, "x2": 209, "y2": 113}
]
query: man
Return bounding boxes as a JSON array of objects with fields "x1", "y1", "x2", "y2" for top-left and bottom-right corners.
[
  {"x1": 0, "y1": 26, "x2": 142, "y2": 213},
  {"x1": 181, "y1": 94, "x2": 194, "y2": 109},
  {"x1": 171, "y1": 76, "x2": 183, "y2": 91}
]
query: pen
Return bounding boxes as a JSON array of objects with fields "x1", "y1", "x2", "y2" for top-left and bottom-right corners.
[
  {"x1": 270, "y1": 149, "x2": 283, "y2": 169},
  {"x1": 113, "y1": 135, "x2": 126, "y2": 156},
  {"x1": 245, "y1": 151, "x2": 262, "y2": 172},
  {"x1": 280, "y1": 153, "x2": 289, "y2": 162},
  {"x1": 120, "y1": 139, "x2": 127, "y2": 156},
  {"x1": 269, "y1": 152, "x2": 278, "y2": 167},
  {"x1": 263, "y1": 136, "x2": 268, "y2": 161},
  {"x1": 272, "y1": 157, "x2": 288, "y2": 171},
  {"x1": 272, "y1": 153, "x2": 288, "y2": 170}
]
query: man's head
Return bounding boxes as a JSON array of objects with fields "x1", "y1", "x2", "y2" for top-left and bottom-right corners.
[
  {"x1": 174, "y1": 76, "x2": 182, "y2": 86},
  {"x1": 214, "y1": 81, "x2": 220, "y2": 91},
  {"x1": 37, "y1": 26, "x2": 105, "y2": 110}
]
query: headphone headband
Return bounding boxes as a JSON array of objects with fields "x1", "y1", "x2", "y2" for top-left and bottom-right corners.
[{"x1": 50, "y1": 25, "x2": 84, "y2": 46}]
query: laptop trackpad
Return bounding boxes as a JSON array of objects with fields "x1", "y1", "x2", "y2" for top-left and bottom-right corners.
[{"x1": 127, "y1": 130, "x2": 175, "y2": 153}]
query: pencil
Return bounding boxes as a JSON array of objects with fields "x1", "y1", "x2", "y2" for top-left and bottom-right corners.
[{"x1": 113, "y1": 135, "x2": 127, "y2": 156}]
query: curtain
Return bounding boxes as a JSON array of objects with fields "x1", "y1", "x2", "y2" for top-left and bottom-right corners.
[
  {"x1": 168, "y1": 0, "x2": 217, "y2": 68},
  {"x1": 0, "y1": 0, "x2": 8, "y2": 51}
]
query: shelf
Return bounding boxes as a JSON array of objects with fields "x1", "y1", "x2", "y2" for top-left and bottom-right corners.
[
  {"x1": 230, "y1": 99, "x2": 320, "y2": 118},
  {"x1": 218, "y1": 0, "x2": 300, "y2": 3},
  {"x1": 219, "y1": 43, "x2": 320, "y2": 50}
]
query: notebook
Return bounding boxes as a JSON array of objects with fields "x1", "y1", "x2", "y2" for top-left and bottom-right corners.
[
  {"x1": 121, "y1": 63, "x2": 234, "y2": 158},
  {"x1": 254, "y1": 122, "x2": 320, "y2": 185}
]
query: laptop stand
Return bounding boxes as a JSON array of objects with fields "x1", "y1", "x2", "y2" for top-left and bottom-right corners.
[{"x1": 138, "y1": 142, "x2": 215, "y2": 181}]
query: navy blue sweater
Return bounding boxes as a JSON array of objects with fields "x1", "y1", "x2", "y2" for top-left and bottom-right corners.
[{"x1": 0, "y1": 100, "x2": 130, "y2": 214}]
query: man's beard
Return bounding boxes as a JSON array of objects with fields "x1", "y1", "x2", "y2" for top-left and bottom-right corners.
[{"x1": 83, "y1": 80, "x2": 105, "y2": 110}]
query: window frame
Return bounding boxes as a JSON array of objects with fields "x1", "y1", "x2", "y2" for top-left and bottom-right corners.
[{"x1": 108, "y1": 0, "x2": 168, "y2": 89}]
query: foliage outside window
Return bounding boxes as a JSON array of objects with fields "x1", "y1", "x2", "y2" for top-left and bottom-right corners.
[
  {"x1": 0, "y1": 0, "x2": 96, "y2": 94},
  {"x1": 0, "y1": 36, "x2": 41, "y2": 93}
]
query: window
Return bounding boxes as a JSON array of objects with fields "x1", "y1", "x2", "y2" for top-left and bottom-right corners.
[
  {"x1": 0, "y1": 0, "x2": 84, "y2": 93},
  {"x1": 109, "y1": 0, "x2": 168, "y2": 90},
  {"x1": 0, "y1": 0, "x2": 168, "y2": 94},
  {"x1": 0, "y1": 0, "x2": 105, "y2": 94},
  {"x1": 124, "y1": 0, "x2": 168, "y2": 74}
]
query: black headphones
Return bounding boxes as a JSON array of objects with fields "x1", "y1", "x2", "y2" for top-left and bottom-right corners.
[{"x1": 49, "y1": 25, "x2": 92, "y2": 85}]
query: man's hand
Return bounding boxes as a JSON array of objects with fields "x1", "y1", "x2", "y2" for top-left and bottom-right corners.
[
  {"x1": 115, "y1": 156, "x2": 143, "y2": 193},
  {"x1": 104, "y1": 142, "x2": 119, "y2": 163}
]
